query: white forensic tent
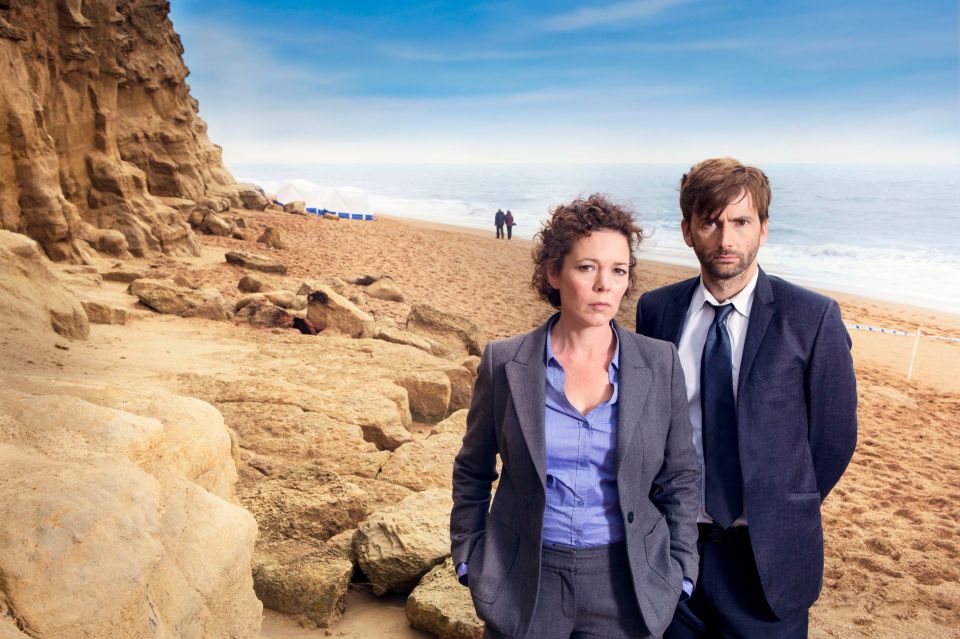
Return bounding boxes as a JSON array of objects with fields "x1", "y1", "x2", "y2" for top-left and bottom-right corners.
[{"x1": 275, "y1": 180, "x2": 370, "y2": 214}]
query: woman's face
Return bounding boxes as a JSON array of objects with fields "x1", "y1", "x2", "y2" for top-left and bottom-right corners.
[{"x1": 547, "y1": 229, "x2": 631, "y2": 328}]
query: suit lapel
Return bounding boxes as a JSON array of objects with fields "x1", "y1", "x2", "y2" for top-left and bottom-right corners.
[
  {"x1": 661, "y1": 278, "x2": 699, "y2": 346},
  {"x1": 737, "y1": 268, "x2": 774, "y2": 399},
  {"x1": 505, "y1": 320, "x2": 550, "y2": 487},
  {"x1": 615, "y1": 323, "x2": 652, "y2": 476}
]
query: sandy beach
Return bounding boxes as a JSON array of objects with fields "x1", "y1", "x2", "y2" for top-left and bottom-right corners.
[{"x1": 7, "y1": 210, "x2": 958, "y2": 638}]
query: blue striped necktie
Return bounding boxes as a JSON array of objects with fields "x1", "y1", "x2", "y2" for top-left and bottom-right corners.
[{"x1": 701, "y1": 302, "x2": 742, "y2": 529}]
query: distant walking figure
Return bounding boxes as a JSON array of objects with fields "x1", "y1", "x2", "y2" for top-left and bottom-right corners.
[
  {"x1": 495, "y1": 209, "x2": 506, "y2": 239},
  {"x1": 505, "y1": 210, "x2": 515, "y2": 239}
]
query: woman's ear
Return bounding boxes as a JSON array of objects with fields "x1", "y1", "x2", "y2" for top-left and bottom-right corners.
[{"x1": 546, "y1": 258, "x2": 562, "y2": 290}]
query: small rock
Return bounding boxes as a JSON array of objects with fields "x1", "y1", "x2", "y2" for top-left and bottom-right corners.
[
  {"x1": 367, "y1": 278, "x2": 404, "y2": 302},
  {"x1": 257, "y1": 227, "x2": 287, "y2": 250},
  {"x1": 237, "y1": 183, "x2": 269, "y2": 211},
  {"x1": 129, "y1": 278, "x2": 227, "y2": 320},
  {"x1": 306, "y1": 287, "x2": 373, "y2": 338},
  {"x1": 200, "y1": 212, "x2": 233, "y2": 237},
  {"x1": 225, "y1": 251, "x2": 287, "y2": 274},
  {"x1": 238, "y1": 274, "x2": 272, "y2": 293},
  {"x1": 349, "y1": 273, "x2": 382, "y2": 286},
  {"x1": 283, "y1": 201, "x2": 307, "y2": 215},
  {"x1": 406, "y1": 558, "x2": 483, "y2": 639},
  {"x1": 235, "y1": 293, "x2": 267, "y2": 312},
  {"x1": 103, "y1": 268, "x2": 150, "y2": 283},
  {"x1": 264, "y1": 290, "x2": 296, "y2": 308},
  {"x1": 81, "y1": 301, "x2": 127, "y2": 325},
  {"x1": 236, "y1": 299, "x2": 293, "y2": 328},
  {"x1": 297, "y1": 278, "x2": 348, "y2": 297}
]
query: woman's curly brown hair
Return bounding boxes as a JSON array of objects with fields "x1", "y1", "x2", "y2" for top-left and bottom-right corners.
[{"x1": 531, "y1": 193, "x2": 645, "y2": 309}]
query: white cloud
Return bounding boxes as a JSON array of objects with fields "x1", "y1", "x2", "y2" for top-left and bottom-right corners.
[{"x1": 544, "y1": 0, "x2": 695, "y2": 32}]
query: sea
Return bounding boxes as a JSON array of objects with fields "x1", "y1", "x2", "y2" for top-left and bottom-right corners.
[{"x1": 231, "y1": 163, "x2": 960, "y2": 317}]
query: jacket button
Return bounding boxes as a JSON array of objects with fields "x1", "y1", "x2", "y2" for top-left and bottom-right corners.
[{"x1": 627, "y1": 512, "x2": 634, "y2": 523}]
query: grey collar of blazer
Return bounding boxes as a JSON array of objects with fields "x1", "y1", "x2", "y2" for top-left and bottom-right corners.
[{"x1": 503, "y1": 314, "x2": 653, "y2": 489}]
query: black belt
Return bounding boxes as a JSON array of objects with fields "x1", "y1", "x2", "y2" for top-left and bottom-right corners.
[{"x1": 698, "y1": 522, "x2": 749, "y2": 544}]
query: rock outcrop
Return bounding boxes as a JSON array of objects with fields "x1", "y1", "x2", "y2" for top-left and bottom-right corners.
[
  {"x1": 407, "y1": 303, "x2": 486, "y2": 358},
  {"x1": 0, "y1": 386, "x2": 261, "y2": 638},
  {"x1": 0, "y1": 230, "x2": 89, "y2": 340},
  {"x1": 0, "y1": 0, "x2": 242, "y2": 261}
]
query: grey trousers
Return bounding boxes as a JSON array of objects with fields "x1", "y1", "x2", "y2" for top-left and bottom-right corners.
[{"x1": 484, "y1": 540, "x2": 653, "y2": 639}]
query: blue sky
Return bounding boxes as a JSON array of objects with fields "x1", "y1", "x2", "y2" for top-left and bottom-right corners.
[{"x1": 169, "y1": 0, "x2": 959, "y2": 164}]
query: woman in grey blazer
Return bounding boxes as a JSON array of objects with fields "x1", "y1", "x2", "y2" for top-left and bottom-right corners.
[{"x1": 451, "y1": 194, "x2": 701, "y2": 639}]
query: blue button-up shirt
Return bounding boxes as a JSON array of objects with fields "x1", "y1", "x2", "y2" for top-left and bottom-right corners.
[{"x1": 542, "y1": 320, "x2": 625, "y2": 547}]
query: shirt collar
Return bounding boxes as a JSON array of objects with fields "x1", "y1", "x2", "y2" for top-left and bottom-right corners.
[
  {"x1": 693, "y1": 268, "x2": 759, "y2": 319},
  {"x1": 545, "y1": 314, "x2": 620, "y2": 373}
]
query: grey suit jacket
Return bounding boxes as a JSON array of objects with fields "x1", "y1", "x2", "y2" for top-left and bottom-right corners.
[
  {"x1": 450, "y1": 316, "x2": 700, "y2": 638},
  {"x1": 636, "y1": 268, "x2": 858, "y2": 619}
]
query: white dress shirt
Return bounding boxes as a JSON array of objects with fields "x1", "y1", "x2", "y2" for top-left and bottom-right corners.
[{"x1": 677, "y1": 270, "x2": 759, "y2": 526}]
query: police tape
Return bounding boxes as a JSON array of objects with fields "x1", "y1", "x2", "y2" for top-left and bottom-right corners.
[{"x1": 845, "y1": 323, "x2": 960, "y2": 343}]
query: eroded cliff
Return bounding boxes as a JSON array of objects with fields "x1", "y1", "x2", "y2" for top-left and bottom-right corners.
[{"x1": 0, "y1": 0, "x2": 246, "y2": 262}]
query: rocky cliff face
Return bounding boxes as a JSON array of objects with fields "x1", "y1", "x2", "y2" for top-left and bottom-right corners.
[{"x1": 0, "y1": 0, "x2": 244, "y2": 262}]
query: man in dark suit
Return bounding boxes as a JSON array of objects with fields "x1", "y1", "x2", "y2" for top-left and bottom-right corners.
[{"x1": 636, "y1": 157, "x2": 857, "y2": 638}]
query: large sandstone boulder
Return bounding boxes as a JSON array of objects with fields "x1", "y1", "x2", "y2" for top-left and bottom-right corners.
[
  {"x1": 444, "y1": 365, "x2": 476, "y2": 414},
  {"x1": 396, "y1": 371, "x2": 451, "y2": 422},
  {"x1": 179, "y1": 373, "x2": 412, "y2": 452},
  {"x1": 283, "y1": 201, "x2": 307, "y2": 215},
  {"x1": 378, "y1": 432, "x2": 463, "y2": 491},
  {"x1": 407, "y1": 558, "x2": 483, "y2": 639},
  {"x1": 353, "y1": 488, "x2": 453, "y2": 595},
  {"x1": 225, "y1": 250, "x2": 288, "y2": 274},
  {"x1": 407, "y1": 304, "x2": 485, "y2": 358},
  {"x1": 240, "y1": 464, "x2": 411, "y2": 545},
  {"x1": 128, "y1": 278, "x2": 228, "y2": 320},
  {"x1": 0, "y1": 230, "x2": 89, "y2": 340},
  {"x1": 253, "y1": 544, "x2": 353, "y2": 628},
  {"x1": 218, "y1": 401, "x2": 391, "y2": 480},
  {"x1": 0, "y1": 386, "x2": 260, "y2": 638},
  {"x1": 306, "y1": 287, "x2": 373, "y2": 338}
]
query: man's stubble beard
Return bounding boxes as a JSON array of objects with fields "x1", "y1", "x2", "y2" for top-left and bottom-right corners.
[{"x1": 694, "y1": 243, "x2": 760, "y2": 282}]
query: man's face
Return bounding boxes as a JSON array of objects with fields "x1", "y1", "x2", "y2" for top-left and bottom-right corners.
[{"x1": 681, "y1": 190, "x2": 768, "y2": 285}]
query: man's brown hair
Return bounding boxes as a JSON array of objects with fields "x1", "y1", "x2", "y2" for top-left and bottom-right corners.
[
  {"x1": 679, "y1": 157, "x2": 771, "y2": 223},
  {"x1": 531, "y1": 193, "x2": 644, "y2": 309}
]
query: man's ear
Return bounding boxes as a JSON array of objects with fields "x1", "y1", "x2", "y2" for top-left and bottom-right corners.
[
  {"x1": 759, "y1": 218, "x2": 769, "y2": 247},
  {"x1": 681, "y1": 219, "x2": 694, "y2": 248}
]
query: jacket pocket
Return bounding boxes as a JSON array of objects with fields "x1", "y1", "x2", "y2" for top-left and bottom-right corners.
[
  {"x1": 643, "y1": 515, "x2": 682, "y2": 594},
  {"x1": 471, "y1": 516, "x2": 520, "y2": 604}
]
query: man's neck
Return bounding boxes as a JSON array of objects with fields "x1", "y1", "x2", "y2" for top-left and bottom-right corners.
[{"x1": 701, "y1": 265, "x2": 758, "y2": 303}]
